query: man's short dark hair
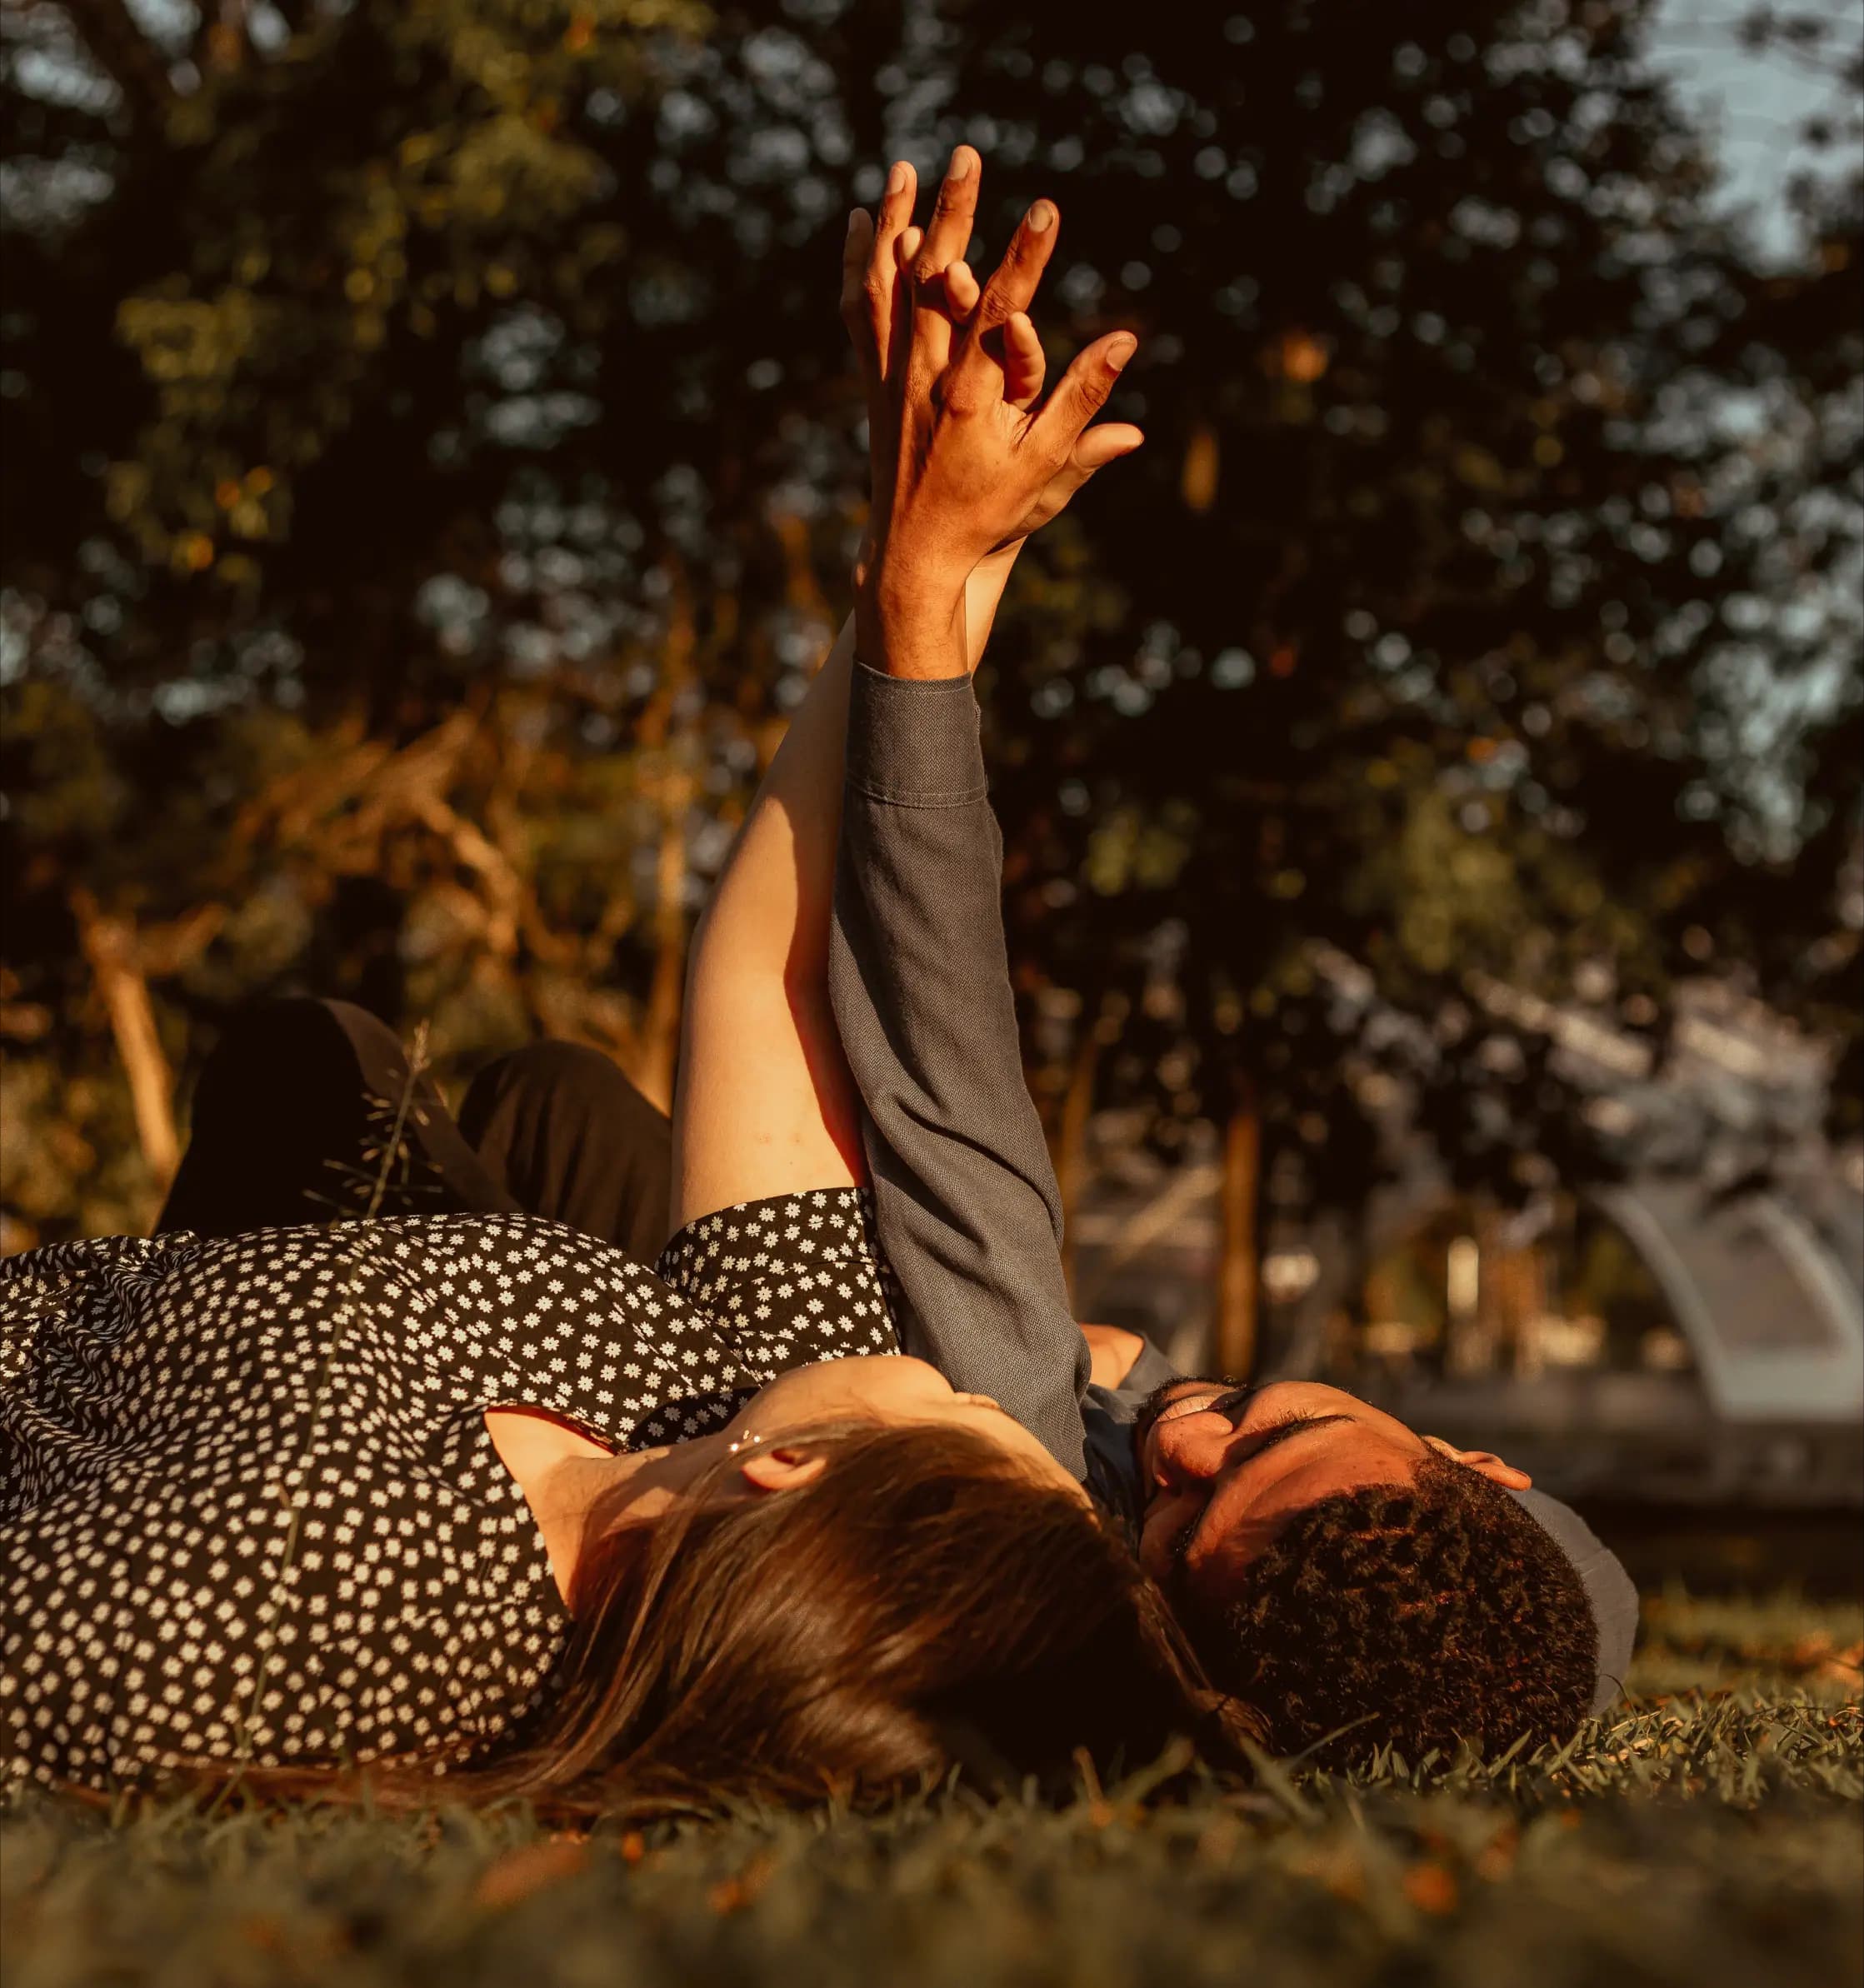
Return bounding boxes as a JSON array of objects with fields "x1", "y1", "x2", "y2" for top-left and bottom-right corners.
[{"x1": 1179, "y1": 1456, "x2": 1598, "y2": 1765}]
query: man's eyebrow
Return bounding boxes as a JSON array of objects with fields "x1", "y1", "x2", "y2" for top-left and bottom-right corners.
[
  {"x1": 1232, "y1": 1411, "x2": 1354, "y2": 1458},
  {"x1": 1187, "y1": 1413, "x2": 1357, "y2": 1559}
]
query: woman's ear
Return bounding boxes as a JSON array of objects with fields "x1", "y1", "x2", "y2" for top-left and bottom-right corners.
[
  {"x1": 1423, "y1": 1435, "x2": 1532, "y2": 1490},
  {"x1": 735, "y1": 1443, "x2": 831, "y2": 1496}
]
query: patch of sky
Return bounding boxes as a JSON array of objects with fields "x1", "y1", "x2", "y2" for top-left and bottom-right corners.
[{"x1": 1649, "y1": 0, "x2": 1862, "y2": 264}]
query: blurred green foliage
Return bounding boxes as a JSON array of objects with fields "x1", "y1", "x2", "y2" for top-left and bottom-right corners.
[
  {"x1": 2, "y1": 1589, "x2": 1859, "y2": 1988},
  {"x1": 1, "y1": 0, "x2": 1858, "y2": 1246}
]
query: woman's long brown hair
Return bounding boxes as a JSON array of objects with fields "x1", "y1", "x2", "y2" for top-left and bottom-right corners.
[{"x1": 212, "y1": 1421, "x2": 1256, "y2": 1817}]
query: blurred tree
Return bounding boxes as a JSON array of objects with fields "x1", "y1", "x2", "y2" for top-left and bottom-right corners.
[
  {"x1": 929, "y1": 1, "x2": 1863, "y2": 1361},
  {"x1": 1697, "y1": 7, "x2": 1864, "y2": 1136},
  {"x1": 2, "y1": 0, "x2": 885, "y2": 1233},
  {"x1": 1, "y1": 0, "x2": 1857, "y2": 1292}
]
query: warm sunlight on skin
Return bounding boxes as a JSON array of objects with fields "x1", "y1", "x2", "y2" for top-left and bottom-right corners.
[
  {"x1": 489, "y1": 1354, "x2": 1089, "y2": 1602},
  {"x1": 730, "y1": 1355, "x2": 1090, "y2": 1501},
  {"x1": 1135, "y1": 1380, "x2": 1532, "y2": 1593}
]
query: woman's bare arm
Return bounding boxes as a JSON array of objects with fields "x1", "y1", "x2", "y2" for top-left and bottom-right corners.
[
  {"x1": 667, "y1": 565, "x2": 1027, "y2": 1240},
  {"x1": 667, "y1": 617, "x2": 862, "y2": 1235}
]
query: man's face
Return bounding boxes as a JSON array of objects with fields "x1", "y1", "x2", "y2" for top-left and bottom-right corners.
[{"x1": 1133, "y1": 1379, "x2": 1530, "y2": 1598}]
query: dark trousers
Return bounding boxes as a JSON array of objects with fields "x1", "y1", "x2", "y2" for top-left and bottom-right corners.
[{"x1": 155, "y1": 999, "x2": 672, "y2": 1259}]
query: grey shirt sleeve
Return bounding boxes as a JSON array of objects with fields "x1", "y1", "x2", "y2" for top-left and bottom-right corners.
[{"x1": 827, "y1": 661, "x2": 1090, "y2": 1480}]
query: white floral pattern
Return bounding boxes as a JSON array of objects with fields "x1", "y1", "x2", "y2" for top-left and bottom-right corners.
[{"x1": 0, "y1": 1191, "x2": 896, "y2": 1791}]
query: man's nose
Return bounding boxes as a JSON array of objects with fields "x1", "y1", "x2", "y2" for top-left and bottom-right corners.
[{"x1": 1151, "y1": 1416, "x2": 1235, "y2": 1489}]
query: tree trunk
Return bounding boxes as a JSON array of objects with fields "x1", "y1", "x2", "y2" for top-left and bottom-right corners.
[
  {"x1": 629, "y1": 572, "x2": 698, "y2": 1113},
  {"x1": 634, "y1": 762, "x2": 693, "y2": 1114},
  {"x1": 1216, "y1": 1079, "x2": 1262, "y2": 1378},
  {"x1": 1055, "y1": 1026, "x2": 1101, "y2": 1306},
  {"x1": 71, "y1": 890, "x2": 179, "y2": 1190}
]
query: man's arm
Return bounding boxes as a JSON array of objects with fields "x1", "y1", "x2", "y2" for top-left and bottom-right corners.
[
  {"x1": 821, "y1": 161, "x2": 1142, "y2": 1477},
  {"x1": 829, "y1": 662, "x2": 1091, "y2": 1475}
]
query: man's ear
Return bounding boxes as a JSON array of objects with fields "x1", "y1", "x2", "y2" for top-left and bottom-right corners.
[
  {"x1": 735, "y1": 1444, "x2": 831, "y2": 1496},
  {"x1": 1424, "y1": 1434, "x2": 1532, "y2": 1490}
]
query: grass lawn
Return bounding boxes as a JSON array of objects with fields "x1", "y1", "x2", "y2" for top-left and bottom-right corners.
[{"x1": 3, "y1": 1588, "x2": 1859, "y2": 1988}]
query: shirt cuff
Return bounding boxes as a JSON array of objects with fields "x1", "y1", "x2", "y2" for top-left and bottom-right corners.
[{"x1": 845, "y1": 658, "x2": 988, "y2": 806}]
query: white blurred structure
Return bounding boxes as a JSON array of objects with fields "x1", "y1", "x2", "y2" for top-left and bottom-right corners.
[{"x1": 1069, "y1": 974, "x2": 1863, "y2": 1508}]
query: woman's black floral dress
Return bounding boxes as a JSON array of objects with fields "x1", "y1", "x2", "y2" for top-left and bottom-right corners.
[{"x1": 0, "y1": 1192, "x2": 897, "y2": 1791}]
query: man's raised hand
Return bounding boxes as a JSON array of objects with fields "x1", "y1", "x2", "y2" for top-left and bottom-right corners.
[
  {"x1": 940, "y1": 254, "x2": 1145, "y2": 551},
  {"x1": 841, "y1": 152, "x2": 1144, "y2": 673}
]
